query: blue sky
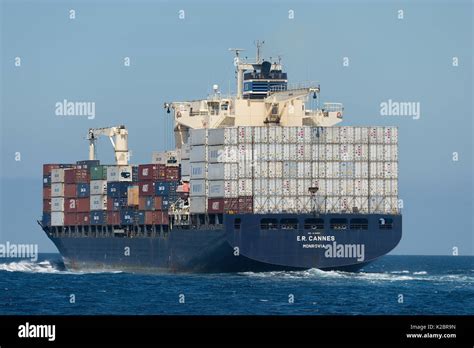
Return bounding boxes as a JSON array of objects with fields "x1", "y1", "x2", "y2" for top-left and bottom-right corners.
[{"x1": 1, "y1": 0, "x2": 472, "y2": 254}]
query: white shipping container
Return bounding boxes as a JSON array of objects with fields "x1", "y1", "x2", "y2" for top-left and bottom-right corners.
[
  {"x1": 339, "y1": 126, "x2": 355, "y2": 144},
  {"x1": 238, "y1": 162, "x2": 253, "y2": 178},
  {"x1": 254, "y1": 127, "x2": 267, "y2": 143},
  {"x1": 340, "y1": 144, "x2": 353, "y2": 161},
  {"x1": 191, "y1": 129, "x2": 207, "y2": 145},
  {"x1": 189, "y1": 197, "x2": 207, "y2": 213},
  {"x1": 51, "y1": 197, "x2": 64, "y2": 212},
  {"x1": 181, "y1": 144, "x2": 191, "y2": 160},
  {"x1": 51, "y1": 168, "x2": 65, "y2": 183},
  {"x1": 208, "y1": 180, "x2": 224, "y2": 197},
  {"x1": 267, "y1": 143, "x2": 276, "y2": 161},
  {"x1": 224, "y1": 163, "x2": 238, "y2": 180},
  {"x1": 90, "y1": 180, "x2": 107, "y2": 195},
  {"x1": 51, "y1": 212, "x2": 65, "y2": 226},
  {"x1": 208, "y1": 163, "x2": 224, "y2": 180},
  {"x1": 190, "y1": 162, "x2": 207, "y2": 179},
  {"x1": 238, "y1": 179, "x2": 253, "y2": 196},
  {"x1": 117, "y1": 165, "x2": 132, "y2": 182},
  {"x1": 208, "y1": 128, "x2": 225, "y2": 145},
  {"x1": 355, "y1": 162, "x2": 369, "y2": 178},
  {"x1": 238, "y1": 144, "x2": 252, "y2": 161},
  {"x1": 151, "y1": 151, "x2": 167, "y2": 164},
  {"x1": 222, "y1": 145, "x2": 238, "y2": 163},
  {"x1": 190, "y1": 145, "x2": 207, "y2": 162},
  {"x1": 224, "y1": 128, "x2": 238, "y2": 145},
  {"x1": 181, "y1": 160, "x2": 190, "y2": 177},
  {"x1": 268, "y1": 127, "x2": 276, "y2": 143},
  {"x1": 90, "y1": 195, "x2": 107, "y2": 210},
  {"x1": 51, "y1": 183, "x2": 64, "y2": 197},
  {"x1": 106, "y1": 166, "x2": 119, "y2": 182},
  {"x1": 238, "y1": 126, "x2": 253, "y2": 143},
  {"x1": 190, "y1": 180, "x2": 206, "y2": 196},
  {"x1": 208, "y1": 145, "x2": 224, "y2": 163},
  {"x1": 288, "y1": 127, "x2": 297, "y2": 143},
  {"x1": 224, "y1": 180, "x2": 238, "y2": 198}
]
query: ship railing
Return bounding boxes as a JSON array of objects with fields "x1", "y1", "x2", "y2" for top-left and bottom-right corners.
[
  {"x1": 321, "y1": 103, "x2": 344, "y2": 113},
  {"x1": 269, "y1": 81, "x2": 320, "y2": 93}
]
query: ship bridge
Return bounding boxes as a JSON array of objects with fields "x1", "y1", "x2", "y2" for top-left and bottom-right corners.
[{"x1": 165, "y1": 42, "x2": 344, "y2": 148}]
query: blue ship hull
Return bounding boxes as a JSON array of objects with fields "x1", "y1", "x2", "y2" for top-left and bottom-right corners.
[{"x1": 44, "y1": 213, "x2": 402, "y2": 273}]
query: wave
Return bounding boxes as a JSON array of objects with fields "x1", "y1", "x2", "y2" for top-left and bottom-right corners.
[
  {"x1": 240, "y1": 268, "x2": 473, "y2": 283},
  {"x1": 0, "y1": 260, "x2": 122, "y2": 275}
]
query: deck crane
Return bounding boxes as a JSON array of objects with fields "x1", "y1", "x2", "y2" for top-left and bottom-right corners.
[{"x1": 87, "y1": 125, "x2": 129, "y2": 165}]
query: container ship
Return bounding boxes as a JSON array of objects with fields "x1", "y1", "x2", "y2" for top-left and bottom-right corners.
[{"x1": 39, "y1": 43, "x2": 402, "y2": 272}]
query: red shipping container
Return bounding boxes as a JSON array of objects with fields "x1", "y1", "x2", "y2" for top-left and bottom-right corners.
[
  {"x1": 43, "y1": 164, "x2": 60, "y2": 175},
  {"x1": 64, "y1": 168, "x2": 89, "y2": 184},
  {"x1": 107, "y1": 211, "x2": 120, "y2": 225},
  {"x1": 64, "y1": 169, "x2": 76, "y2": 184},
  {"x1": 161, "y1": 212, "x2": 170, "y2": 225},
  {"x1": 75, "y1": 168, "x2": 89, "y2": 183},
  {"x1": 208, "y1": 198, "x2": 224, "y2": 213},
  {"x1": 154, "y1": 196, "x2": 163, "y2": 211},
  {"x1": 77, "y1": 212, "x2": 90, "y2": 225},
  {"x1": 138, "y1": 164, "x2": 159, "y2": 181},
  {"x1": 64, "y1": 213, "x2": 78, "y2": 225},
  {"x1": 43, "y1": 187, "x2": 51, "y2": 200},
  {"x1": 164, "y1": 167, "x2": 180, "y2": 181},
  {"x1": 64, "y1": 184, "x2": 77, "y2": 198},
  {"x1": 139, "y1": 182, "x2": 155, "y2": 196},
  {"x1": 238, "y1": 196, "x2": 253, "y2": 213},
  {"x1": 224, "y1": 198, "x2": 239, "y2": 213},
  {"x1": 139, "y1": 197, "x2": 150, "y2": 210},
  {"x1": 77, "y1": 198, "x2": 90, "y2": 212},
  {"x1": 158, "y1": 165, "x2": 166, "y2": 179},
  {"x1": 144, "y1": 211, "x2": 155, "y2": 224},
  {"x1": 43, "y1": 199, "x2": 51, "y2": 212},
  {"x1": 64, "y1": 198, "x2": 77, "y2": 212}
]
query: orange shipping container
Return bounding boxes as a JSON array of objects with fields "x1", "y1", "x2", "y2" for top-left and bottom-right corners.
[{"x1": 127, "y1": 185, "x2": 139, "y2": 206}]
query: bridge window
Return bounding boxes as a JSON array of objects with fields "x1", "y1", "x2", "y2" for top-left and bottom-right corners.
[
  {"x1": 234, "y1": 218, "x2": 241, "y2": 230},
  {"x1": 350, "y1": 218, "x2": 368, "y2": 230},
  {"x1": 304, "y1": 218, "x2": 324, "y2": 230},
  {"x1": 379, "y1": 218, "x2": 393, "y2": 230},
  {"x1": 330, "y1": 218, "x2": 348, "y2": 230},
  {"x1": 260, "y1": 218, "x2": 279, "y2": 230},
  {"x1": 280, "y1": 218, "x2": 298, "y2": 230}
]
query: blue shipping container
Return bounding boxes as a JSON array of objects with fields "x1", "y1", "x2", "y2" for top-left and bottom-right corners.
[
  {"x1": 120, "y1": 210, "x2": 135, "y2": 225},
  {"x1": 42, "y1": 213, "x2": 51, "y2": 226},
  {"x1": 90, "y1": 211, "x2": 107, "y2": 225},
  {"x1": 110, "y1": 197, "x2": 127, "y2": 211},
  {"x1": 77, "y1": 183, "x2": 90, "y2": 197},
  {"x1": 161, "y1": 197, "x2": 170, "y2": 210},
  {"x1": 136, "y1": 211, "x2": 146, "y2": 224},
  {"x1": 107, "y1": 182, "x2": 129, "y2": 198},
  {"x1": 132, "y1": 166, "x2": 139, "y2": 182},
  {"x1": 144, "y1": 196, "x2": 154, "y2": 210},
  {"x1": 155, "y1": 181, "x2": 170, "y2": 196}
]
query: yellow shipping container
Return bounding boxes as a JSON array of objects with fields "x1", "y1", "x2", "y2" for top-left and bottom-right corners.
[{"x1": 127, "y1": 185, "x2": 139, "y2": 206}]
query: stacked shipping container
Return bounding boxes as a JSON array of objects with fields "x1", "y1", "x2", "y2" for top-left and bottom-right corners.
[
  {"x1": 42, "y1": 160, "x2": 182, "y2": 227},
  {"x1": 187, "y1": 126, "x2": 399, "y2": 214}
]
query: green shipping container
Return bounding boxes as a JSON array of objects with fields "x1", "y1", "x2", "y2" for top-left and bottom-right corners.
[{"x1": 90, "y1": 165, "x2": 107, "y2": 180}]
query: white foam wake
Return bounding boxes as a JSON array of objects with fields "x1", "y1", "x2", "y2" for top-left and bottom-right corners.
[
  {"x1": 0, "y1": 260, "x2": 122, "y2": 275},
  {"x1": 240, "y1": 268, "x2": 473, "y2": 283}
]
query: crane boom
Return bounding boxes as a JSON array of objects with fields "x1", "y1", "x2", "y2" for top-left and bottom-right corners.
[{"x1": 87, "y1": 125, "x2": 129, "y2": 165}]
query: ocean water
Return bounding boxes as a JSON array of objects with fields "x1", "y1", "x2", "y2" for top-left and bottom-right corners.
[{"x1": 0, "y1": 254, "x2": 472, "y2": 315}]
